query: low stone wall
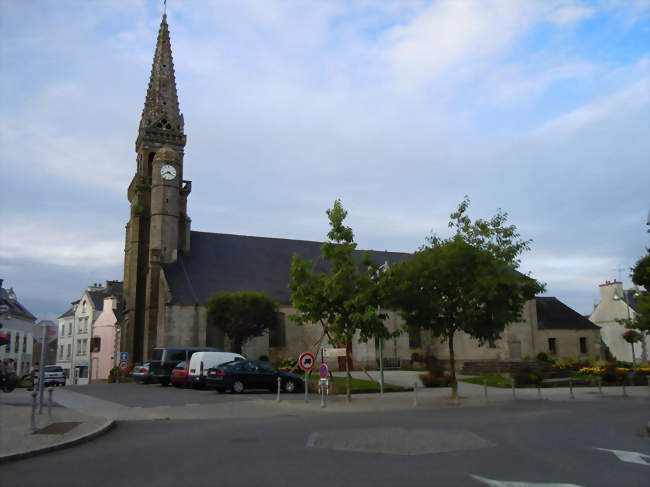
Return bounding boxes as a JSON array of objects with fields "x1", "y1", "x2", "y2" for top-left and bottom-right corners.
[{"x1": 460, "y1": 360, "x2": 565, "y2": 377}]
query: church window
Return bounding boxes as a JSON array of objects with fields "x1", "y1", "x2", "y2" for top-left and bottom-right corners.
[
  {"x1": 408, "y1": 327, "x2": 421, "y2": 349},
  {"x1": 269, "y1": 314, "x2": 286, "y2": 348}
]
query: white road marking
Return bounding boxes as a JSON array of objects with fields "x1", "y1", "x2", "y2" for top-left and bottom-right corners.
[
  {"x1": 468, "y1": 474, "x2": 584, "y2": 487},
  {"x1": 594, "y1": 448, "x2": 650, "y2": 466}
]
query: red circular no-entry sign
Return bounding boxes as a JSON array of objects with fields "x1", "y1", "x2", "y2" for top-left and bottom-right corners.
[
  {"x1": 118, "y1": 360, "x2": 129, "y2": 371},
  {"x1": 298, "y1": 352, "x2": 315, "y2": 371}
]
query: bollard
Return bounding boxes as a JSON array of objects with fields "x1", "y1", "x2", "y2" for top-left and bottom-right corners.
[
  {"x1": 304, "y1": 370, "x2": 309, "y2": 404},
  {"x1": 511, "y1": 379, "x2": 516, "y2": 400},
  {"x1": 483, "y1": 379, "x2": 488, "y2": 404},
  {"x1": 537, "y1": 383, "x2": 542, "y2": 401},
  {"x1": 569, "y1": 378, "x2": 575, "y2": 400},
  {"x1": 276, "y1": 377, "x2": 282, "y2": 402},
  {"x1": 622, "y1": 379, "x2": 627, "y2": 398},
  {"x1": 413, "y1": 382, "x2": 418, "y2": 407},
  {"x1": 30, "y1": 392, "x2": 37, "y2": 431},
  {"x1": 598, "y1": 376, "x2": 603, "y2": 397},
  {"x1": 47, "y1": 388, "x2": 53, "y2": 422},
  {"x1": 320, "y1": 380, "x2": 326, "y2": 408}
]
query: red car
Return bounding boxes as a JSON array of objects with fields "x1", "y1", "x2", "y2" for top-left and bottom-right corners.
[{"x1": 170, "y1": 361, "x2": 189, "y2": 388}]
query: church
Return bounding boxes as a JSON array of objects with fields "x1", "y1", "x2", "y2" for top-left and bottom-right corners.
[{"x1": 122, "y1": 14, "x2": 601, "y2": 371}]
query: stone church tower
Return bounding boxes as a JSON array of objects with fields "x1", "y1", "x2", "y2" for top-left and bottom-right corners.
[{"x1": 122, "y1": 14, "x2": 192, "y2": 362}]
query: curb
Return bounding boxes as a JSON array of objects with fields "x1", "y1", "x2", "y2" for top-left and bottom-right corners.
[{"x1": 0, "y1": 420, "x2": 115, "y2": 464}]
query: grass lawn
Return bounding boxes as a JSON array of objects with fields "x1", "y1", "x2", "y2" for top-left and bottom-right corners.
[
  {"x1": 460, "y1": 375, "x2": 511, "y2": 387},
  {"x1": 307, "y1": 374, "x2": 404, "y2": 393}
]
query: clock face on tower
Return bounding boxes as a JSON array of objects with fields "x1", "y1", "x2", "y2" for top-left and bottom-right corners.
[{"x1": 160, "y1": 164, "x2": 177, "y2": 181}]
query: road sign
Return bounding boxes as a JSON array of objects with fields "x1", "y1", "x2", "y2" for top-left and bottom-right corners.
[
  {"x1": 34, "y1": 320, "x2": 58, "y2": 344},
  {"x1": 298, "y1": 352, "x2": 315, "y2": 371},
  {"x1": 323, "y1": 347, "x2": 347, "y2": 358},
  {"x1": 120, "y1": 352, "x2": 128, "y2": 361},
  {"x1": 118, "y1": 360, "x2": 129, "y2": 371},
  {"x1": 319, "y1": 363, "x2": 329, "y2": 379}
]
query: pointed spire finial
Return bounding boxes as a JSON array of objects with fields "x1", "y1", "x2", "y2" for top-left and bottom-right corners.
[{"x1": 137, "y1": 8, "x2": 185, "y2": 148}]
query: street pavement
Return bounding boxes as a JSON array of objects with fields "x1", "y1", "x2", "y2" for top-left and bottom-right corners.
[
  {"x1": 2, "y1": 395, "x2": 648, "y2": 487},
  {"x1": 1, "y1": 374, "x2": 648, "y2": 486}
]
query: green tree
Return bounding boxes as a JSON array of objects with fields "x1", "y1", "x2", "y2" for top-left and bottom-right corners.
[
  {"x1": 617, "y1": 249, "x2": 650, "y2": 362},
  {"x1": 289, "y1": 200, "x2": 388, "y2": 402},
  {"x1": 387, "y1": 198, "x2": 545, "y2": 399},
  {"x1": 206, "y1": 291, "x2": 279, "y2": 354}
]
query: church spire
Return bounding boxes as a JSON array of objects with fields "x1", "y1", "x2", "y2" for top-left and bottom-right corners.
[{"x1": 138, "y1": 13, "x2": 185, "y2": 148}]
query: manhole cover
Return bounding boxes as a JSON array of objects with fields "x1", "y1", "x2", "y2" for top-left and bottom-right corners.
[
  {"x1": 307, "y1": 428, "x2": 495, "y2": 455},
  {"x1": 33, "y1": 422, "x2": 82, "y2": 435}
]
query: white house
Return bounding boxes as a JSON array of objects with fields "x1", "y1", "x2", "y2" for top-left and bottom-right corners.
[
  {"x1": 590, "y1": 280, "x2": 648, "y2": 363},
  {"x1": 0, "y1": 279, "x2": 37, "y2": 376}
]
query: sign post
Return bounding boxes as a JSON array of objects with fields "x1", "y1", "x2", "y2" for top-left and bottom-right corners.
[
  {"x1": 34, "y1": 320, "x2": 57, "y2": 414},
  {"x1": 298, "y1": 352, "x2": 315, "y2": 404}
]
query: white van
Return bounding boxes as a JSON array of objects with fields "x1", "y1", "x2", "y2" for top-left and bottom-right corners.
[{"x1": 188, "y1": 352, "x2": 246, "y2": 388}]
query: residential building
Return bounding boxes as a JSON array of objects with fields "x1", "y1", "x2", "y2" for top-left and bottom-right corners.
[
  {"x1": 0, "y1": 279, "x2": 37, "y2": 376},
  {"x1": 56, "y1": 281, "x2": 123, "y2": 384},
  {"x1": 90, "y1": 295, "x2": 123, "y2": 381},
  {"x1": 590, "y1": 280, "x2": 648, "y2": 363}
]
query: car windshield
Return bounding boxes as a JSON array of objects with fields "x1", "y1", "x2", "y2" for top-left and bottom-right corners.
[
  {"x1": 174, "y1": 361, "x2": 186, "y2": 370},
  {"x1": 44, "y1": 366, "x2": 63, "y2": 372}
]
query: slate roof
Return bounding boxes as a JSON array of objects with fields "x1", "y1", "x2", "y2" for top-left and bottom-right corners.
[
  {"x1": 58, "y1": 307, "x2": 75, "y2": 319},
  {"x1": 87, "y1": 281, "x2": 124, "y2": 312},
  {"x1": 0, "y1": 285, "x2": 37, "y2": 321},
  {"x1": 162, "y1": 231, "x2": 411, "y2": 305},
  {"x1": 536, "y1": 297, "x2": 600, "y2": 330}
]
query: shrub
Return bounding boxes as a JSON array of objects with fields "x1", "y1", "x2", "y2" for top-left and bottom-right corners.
[
  {"x1": 419, "y1": 372, "x2": 450, "y2": 388},
  {"x1": 536, "y1": 352, "x2": 550, "y2": 362},
  {"x1": 411, "y1": 352, "x2": 422, "y2": 363},
  {"x1": 513, "y1": 367, "x2": 543, "y2": 386}
]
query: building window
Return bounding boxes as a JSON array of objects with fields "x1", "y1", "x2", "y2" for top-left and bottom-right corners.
[
  {"x1": 579, "y1": 337, "x2": 587, "y2": 355},
  {"x1": 82, "y1": 339, "x2": 88, "y2": 354},
  {"x1": 82, "y1": 301, "x2": 87, "y2": 313},
  {"x1": 22, "y1": 335, "x2": 26, "y2": 352},
  {"x1": 269, "y1": 314, "x2": 286, "y2": 348},
  {"x1": 14, "y1": 332, "x2": 20, "y2": 352},
  {"x1": 78, "y1": 366, "x2": 88, "y2": 379},
  {"x1": 59, "y1": 345, "x2": 63, "y2": 359},
  {"x1": 91, "y1": 337, "x2": 101, "y2": 353},
  {"x1": 4, "y1": 333, "x2": 9, "y2": 352},
  {"x1": 408, "y1": 327, "x2": 421, "y2": 349},
  {"x1": 76, "y1": 340, "x2": 81, "y2": 355},
  {"x1": 548, "y1": 338, "x2": 557, "y2": 354},
  {"x1": 67, "y1": 344, "x2": 71, "y2": 358},
  {"x1": 68, "y1": 323, "x2": 72, "y2": 336}
]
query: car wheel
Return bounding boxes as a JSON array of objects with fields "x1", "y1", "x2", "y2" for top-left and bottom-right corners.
[
  {"x1": 216, "y1": 388, "x2": 226, "y2": 394},
  {"x1": 284, "y1": 380, "x2": 297, "y2": 393},
  {"x1": 161, "y1": 380, "x2": 169, "y2": 387},
  {"x1": 231, "y1": 380, "x2": 244, "y2": 393}
]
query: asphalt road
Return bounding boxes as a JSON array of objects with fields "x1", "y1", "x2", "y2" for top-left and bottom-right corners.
[
  {"x1": 64, "y1": 381, "x2": 308, "y2": 407},
  {"x1": 3, "y1": 397, "x2": 648, "y2": 487}
]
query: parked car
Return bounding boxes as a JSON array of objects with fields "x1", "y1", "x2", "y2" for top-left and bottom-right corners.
[
  {"x1": 149, "y1": 346, "x2": 220, "y2": 386},
  {"x1": 206, "y1": 360, "x2": 304, "y2": 394},
  {"x1": 170, "y1": 361, "x2": 189, "y2": 388},
  {"x1": 42, "y1": 365, "x2": 66, "y2": 387},
  {"x1": 132, "y1": 362, "x2": 152, "y2": 384},
  {"x1": 188, "y1": 352, "x2": 246, "y2": 389}
]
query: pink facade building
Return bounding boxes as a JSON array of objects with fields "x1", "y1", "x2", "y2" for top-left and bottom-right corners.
[{"x1": 90, "y1": 295, "x2": 122, "y2": 381}]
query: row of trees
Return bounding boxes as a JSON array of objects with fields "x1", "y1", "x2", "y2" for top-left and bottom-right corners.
[
  {"x1": 619, "y1": 249, "x2": 650, "y2": 363},
  {"x1": 289, "y1": 198, "x2": 544, "y2": 401}
]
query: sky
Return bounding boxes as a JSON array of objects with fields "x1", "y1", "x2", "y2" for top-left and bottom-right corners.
[{"x1": 0, "y1": 0, "x2": 648, "y2": 321}]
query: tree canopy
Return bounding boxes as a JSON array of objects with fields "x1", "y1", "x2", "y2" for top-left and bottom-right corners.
[
  {"x1": 289, "y1": 199, "x2": 388, "y2": 401},
  {"x1": 387, "y1": 197, "x2": 545, "y2": 398},
  {"x1": 206, "y1": 291, "x2": 279, "y2": 354}
]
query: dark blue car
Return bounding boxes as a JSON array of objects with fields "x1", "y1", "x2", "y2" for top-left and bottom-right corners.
[{"x1": 206, "y1": 360, "x2": 304, "y2": 394}]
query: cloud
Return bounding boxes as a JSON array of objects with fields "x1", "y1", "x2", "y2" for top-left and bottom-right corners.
[{"x1": 548, "y1": 5, "x2": 595, "y2": 27}]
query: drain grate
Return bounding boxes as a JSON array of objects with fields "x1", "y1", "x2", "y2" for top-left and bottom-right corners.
[{"x1": 33, "y1": 422, "x2": 82, "y2": 435}]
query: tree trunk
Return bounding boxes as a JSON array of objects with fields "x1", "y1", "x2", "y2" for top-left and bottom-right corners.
[
  {"x1": 448, "y1": 333, "x2": 457, "y2": 400},
  {"x1": 233, "y1": 337, "x2": 243, "y2": 354}
]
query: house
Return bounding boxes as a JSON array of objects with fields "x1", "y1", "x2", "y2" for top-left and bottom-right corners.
[
  {"x1": 56, "y1": 281, "x2": 123, "y2": 384},
  {"x1": 0, "y1": 279, "x2": 37, "y2": 376},
  {"x1": 90, "y1": 295, "x2": 123, "y2": 381},
  {"x1": 590, "y1": 280, "x2": 647, "y2": 363}
]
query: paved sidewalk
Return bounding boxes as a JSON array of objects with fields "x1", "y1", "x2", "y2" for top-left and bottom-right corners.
[{"x1": 0, "y1": 389, "x2": 113, "y2": 462}]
